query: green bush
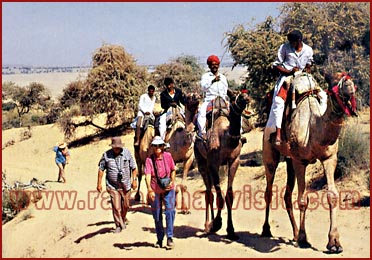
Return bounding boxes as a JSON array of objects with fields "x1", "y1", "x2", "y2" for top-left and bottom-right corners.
[{"x1": 336, "y1": 124, "x2": 370, "y2": 178}]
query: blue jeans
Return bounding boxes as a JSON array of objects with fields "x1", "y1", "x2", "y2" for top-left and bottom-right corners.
[{"x1": 151, "y1": 189, "x2": 176, "y2": 242}]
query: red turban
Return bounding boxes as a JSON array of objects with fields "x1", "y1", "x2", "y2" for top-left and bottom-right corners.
[{"x1": 207, "y1": 55, "x2": 220, "y2": 65}]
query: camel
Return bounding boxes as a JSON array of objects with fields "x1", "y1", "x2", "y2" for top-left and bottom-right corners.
[
  {"x1": 163, "y1": 95, "x2": 200, "y2": 214},
  {"x1": 194, "y1": 93, "x2": 249, "y2": 240},
  {"x1": 134, "y1": 114, "x2": 156, "y2": 202},
  {"x1": 261, "y1": 72, "x2": 357, "y2": 253}
]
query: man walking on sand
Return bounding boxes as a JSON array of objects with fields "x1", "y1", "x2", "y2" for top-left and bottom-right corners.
[{"x1": 96, "y1": 137, "x2": 138, "y2": 233}]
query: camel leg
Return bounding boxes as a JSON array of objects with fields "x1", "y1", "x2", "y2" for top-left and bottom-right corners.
[
  {"x1": 261, "y1": 139, "x2": 280, "y2": 237},
  {"x1": 225, "y1": 157, "x2": 240, "y2": 240},
  {"x1": 284, "y1": 157, "x2": 299, "y2": 241},
  {"x1": 179, "y1": 154, "x2": 194, "y2": 214},
  {"x1": 134, "y1": 163, "x2": 142, "y2": 202},
  {"x1": 322, "y1": 154, "x2": 343, "y2": 253},
  {"x1": 209, "y1": 153, "x2": 223, "y2": 233},
  {"x1": 293, "y1": 160, "x2": 311, "y2": 248},
  {"x1": 194, "y1": 146, "x2": 214, "y2": 232}
]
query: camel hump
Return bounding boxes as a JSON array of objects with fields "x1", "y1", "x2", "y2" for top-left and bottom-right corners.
[
  {"x1": 287, "y1": 97, "x2": 321, "y2": 147},
  {"x1": 292, "y1": 73, "x2": 320, "y2": 94}
]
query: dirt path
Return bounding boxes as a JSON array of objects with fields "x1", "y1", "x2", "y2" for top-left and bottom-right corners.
[{"x1": 2, "y1": 114, "x2": 370, "y2": 258}]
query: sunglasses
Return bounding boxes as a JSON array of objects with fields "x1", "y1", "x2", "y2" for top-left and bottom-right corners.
[{"x1": 152, "y1": 144, "x2": 164, "y2": 148}]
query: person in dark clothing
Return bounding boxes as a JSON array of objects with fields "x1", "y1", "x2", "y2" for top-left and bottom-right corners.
[{"x1": 158, "y1": 77, "x2": 186, "y2": 139}]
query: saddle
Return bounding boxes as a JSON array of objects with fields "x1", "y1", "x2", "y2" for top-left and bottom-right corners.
[
  {"x1": 205, "y1": 96, "x2": 230, "y2": 131},
  {"x1": 165, "y1": 106, "x2": 185, "y2": 129},
  {"x1": 140, "y1": 114, "x2": 155, "y2": 138}
]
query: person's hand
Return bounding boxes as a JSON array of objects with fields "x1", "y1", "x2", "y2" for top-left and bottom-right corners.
[
  {"x1": 291, "y1": 67, "x2": 299, "y2": 75},
  {"x1": 131, "y1": 178, "x2": 138, "y2": 190},
  {"x1": 164, "y1": 180, "x2": 174, "y2": 191},
  {"x1": 147, "y1": 190, "x2": 155, "y2": 205},
  {"x1": 145, "y1": 112, "x2": 150, "y2": 115},
  {"x1": 212, "y1": 75, "x2": 220, "y2": 84},
  {"x1": 97, "y1": 183, "x2": 102, "y2": 193},
  {"x1": 170, "y1": 102, "x2": 177, "y2": 108}
]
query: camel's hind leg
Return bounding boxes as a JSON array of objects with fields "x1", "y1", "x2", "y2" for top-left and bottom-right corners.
[
  {"x1": 261, "y1": 140, "x2": 280, "y2": 237},
  {"x1": 284, "y1": 157, "x2": 299, "y2": 241},
  {"x1": 322, "y1": 154, "x2": 343, "y2": 253}
]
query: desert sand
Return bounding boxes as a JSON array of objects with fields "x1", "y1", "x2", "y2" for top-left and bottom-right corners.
[{"x1": 2, "y1": 109, "x2": 370, "y2": 258}]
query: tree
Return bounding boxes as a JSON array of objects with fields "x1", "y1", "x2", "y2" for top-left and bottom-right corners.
[
  {"x1": 2, "y1": 81, "x2": 51, "y2": 127},
  {"x1": 225, "y1": 2, "x2": 370, "y2": 122},
  {"x1": 151, "y1": 55, "x2": 204, "y2": 94},
  {"x1": 58, "y1": 44, "x2": 150, "y2": 139}
]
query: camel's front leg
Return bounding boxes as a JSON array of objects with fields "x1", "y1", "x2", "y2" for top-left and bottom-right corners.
[
  {"x1": 293, "y1": 160, "x2": 311, "y2": 248},
  {"x1": 179, "y1": 154, "x2": 194, "y2": 214},
  {"x1": 225, "y1": 157, "x2": 240, "y2": 240},
  {"x1": 322, "y1": 154, "x2": 343, "y2": 253},
  {"x1": 284, "y1": 157, "x2": 299, "y2": 241},
  {"x1": 134, "y1": 163, "x2": 142, "y2": 202},
  {"x1": 261, "y1": 139, "x2": 280, "y2": 238}
]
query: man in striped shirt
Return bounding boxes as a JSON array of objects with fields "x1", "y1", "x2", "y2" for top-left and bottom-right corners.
[{"x1": 97, "y1": 137, "x2": 138, "y2": 233}]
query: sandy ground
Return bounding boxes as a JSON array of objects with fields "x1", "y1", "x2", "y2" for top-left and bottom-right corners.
[{"x1": 2, "y1": 109, "x2": 370, "y2": 258}]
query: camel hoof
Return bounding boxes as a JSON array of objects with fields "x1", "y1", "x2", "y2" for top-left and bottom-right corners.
[
  {"x1": 134, "y1": 193, "x2": 141, "y2": 202},
  {"x1": 327, "y1": 245, "x2": 343, "y2": 254},
  {"x1": 209, "y1": 217, "x2": 222, "y2": 233},
  {"x1": 226, "y1": 232, "x2": 239, "y2": 241},
  {"x1": 261, "y1": 224, "x2": 273, "y2": 237},
  {"x1": 297, "y1": 240, "x2": 312, "y2": 248}
]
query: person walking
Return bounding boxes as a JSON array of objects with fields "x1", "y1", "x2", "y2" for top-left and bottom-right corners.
[
  {"x1": 96, "y1": 137, "x2": 138, "y2": 233},
  {"x1": 145, "y1": 136, "x2": 176, "y2": 249},
  {"x1": 53, "y1": 142, "x2": 70, "y2": 183}
]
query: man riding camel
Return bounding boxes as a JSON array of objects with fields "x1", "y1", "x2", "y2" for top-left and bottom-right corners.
[
  {"x1": 134, "y1": 85, "x2": 157, "y2": 147},
  {"x1": 265, "y1": 30, "x2": 327, "y2": 145},
  {"x1": 197, "y1": 55, "x2": 230, "y2": 140}
]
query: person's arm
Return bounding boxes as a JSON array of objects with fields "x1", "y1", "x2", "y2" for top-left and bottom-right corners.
[
  {"x1": 97, "y1": 169, "x2": 104, "y2": 193},
  {"x1": 131, "y1": 168, "x2": 138, "y2": 190},
  {"x1": 200, "y1": 73, "x2": 212, "y2": 92},
  {"x1": 144, "y1": 158, "x2": 155, "y2": 204}
]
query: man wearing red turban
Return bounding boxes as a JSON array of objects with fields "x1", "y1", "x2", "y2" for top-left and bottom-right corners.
[
  {"x1": 206, "y1": 55, "x2": 220, "y2": 66},
  {"x1": 197, "y1": 55, "x2": 229, "y2": 139}
]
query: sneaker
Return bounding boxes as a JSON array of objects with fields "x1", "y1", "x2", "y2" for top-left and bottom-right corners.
[
  {"x1": 154, "y1": 240, "x2": 163, "y2": 248},
  {"x1": 166, "y1": 238, "x2": 175, "y2": 249}
]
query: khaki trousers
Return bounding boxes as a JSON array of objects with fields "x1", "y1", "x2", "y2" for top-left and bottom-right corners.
[{"x1": 107, "y1": 188, "x2": 130, "y2": 229}]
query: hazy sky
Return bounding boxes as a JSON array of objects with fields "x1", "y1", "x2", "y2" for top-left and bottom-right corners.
[{"x1": 3, "y1": 2, "x2": 282, "y2": 67}]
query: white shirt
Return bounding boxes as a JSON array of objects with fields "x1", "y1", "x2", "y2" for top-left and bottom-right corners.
[
  {"x1": 138, "y1": 93, "x2": 156, "y2": 115},
  {"x1": 200, "y1": 71, "x2": 228, "y2": 102},
  {"x1": 273, "y1": 42, "x2": 313, "y2": 71}
]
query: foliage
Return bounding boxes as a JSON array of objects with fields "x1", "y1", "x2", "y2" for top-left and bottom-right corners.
[
  {"x1": 2, "y1": 81, "x2": 51, "y2": 127},
  {"x1": 58, "y1": 44, "x2": 150, "y2": 138},
  {"x1": 336, "y1": 123, "x2": 370, "y2": 178},
  {"x1": 151, "y1": 55, "x2": 204, "y2": 94},
  {"x1": 225, "y1": 2, "x2": 370, "y2": 122},
  {"x1": 58, "y1": 80, "x2": 85, "y2": 110}
]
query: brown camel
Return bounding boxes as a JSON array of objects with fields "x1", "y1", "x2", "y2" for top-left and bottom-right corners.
[
  {"x1": 164, "y1": 95, "x2": 200, "y2": 213},
  {"x1": 134, "y1": 114, "x2": 156, "y2": 202},
  {"x1": 261, "y1": 73, "x2": 357, "y2": 253},
  {"x1": 194, "y1": 93, "x2": 248, "y2": 240}
]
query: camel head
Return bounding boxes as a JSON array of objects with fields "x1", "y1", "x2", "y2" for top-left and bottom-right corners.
[
  {"x1": 329, "y1": 72, "x2": 358, "y2": 117},
  {"x1": 185, "y1": 93, "x2": 200, "y2": 114}
]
